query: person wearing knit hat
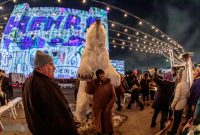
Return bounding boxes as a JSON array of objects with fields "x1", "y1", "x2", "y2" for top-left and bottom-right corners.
[
  {"x1": 22, "y1": 50, "x2": 78, "y2": 135},
  {"x1": 34, "y1": 50, "x2": 53, "y2": 69},
  {"x1": 34, "y1": 50, "x2": 54, "y2": 79}
]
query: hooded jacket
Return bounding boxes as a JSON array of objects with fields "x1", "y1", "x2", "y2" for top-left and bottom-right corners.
[{"x1": 171, "y1": 70, "x2": 190, "y2": 110}]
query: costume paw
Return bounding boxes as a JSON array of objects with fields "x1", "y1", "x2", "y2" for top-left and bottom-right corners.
[{"x1": 78, "y1": 64, "x2": 93, "y2": 80}]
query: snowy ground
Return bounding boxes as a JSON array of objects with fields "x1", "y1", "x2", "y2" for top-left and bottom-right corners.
[{"x1": 0, "y1": 88, "x2": 186, "y2": 135}]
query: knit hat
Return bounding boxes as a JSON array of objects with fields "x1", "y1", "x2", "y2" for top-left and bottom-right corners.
[
  {"x1": 34, "y1": 50, "x2": 53, "y2": 69},
  {"x1": 163, "y1": 72, "x2": 173, "y2": 82}
]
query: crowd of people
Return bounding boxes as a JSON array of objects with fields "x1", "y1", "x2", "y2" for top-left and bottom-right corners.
[{"x1": 4, "y1": 50, "x2": 197, "y2": 135}]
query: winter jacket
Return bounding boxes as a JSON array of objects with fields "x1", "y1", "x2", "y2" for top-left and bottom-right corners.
[
  {"x1": 22, "y1": 70, "x2": 78, "y2": 135},
  {"x1": 171, "y1": 70, "x2": 190, "y2": 110},
  {"x1": 152, "y1": 74, "x2": 174, "y2": 111},
  {"x1": 187, "y1": 74, "x2": 200, "y2": 106},
  {"x1": 86, "y1": 78, "x2": 116, "y2": 133}
]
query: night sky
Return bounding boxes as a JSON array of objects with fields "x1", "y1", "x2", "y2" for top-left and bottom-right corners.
[{"x1": 0, "y1": 0, "x2": 200, "y2": 71}]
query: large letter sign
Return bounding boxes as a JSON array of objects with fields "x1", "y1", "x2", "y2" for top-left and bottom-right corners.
[{"x1": 0, "y1": 3, "x2": 109, "y2": 78}]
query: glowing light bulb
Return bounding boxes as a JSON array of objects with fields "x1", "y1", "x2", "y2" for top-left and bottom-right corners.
[
  {"x1": 129, "y1": 47, "x2": 132, "y2": 50},
  {"x1": 117, "y1": 33, "x2": 120, "y2": 37},
  {"x1": 111, "y1": 23, "x2": 115, "y2": 27},
  {"x1": 128, "y1": 37, "x2": 131, "y2": 40},
  {"x1": 130, "y1": 44, "x2": 133, "y2": 46},
  {"x1": 82, "y1": 0, "x2": 86, "y2": 3},
  {"x1": 112, "y1": 40, "x2": 115, "y2": 43},
  {"x1": 122, "y1": 42, "x2": 125, "y2": 45},
  {"x1": 136, "y1": 32, "x2": 139, "y2": 35},
  {"x1": 144, "y1": 35, "x2": 147, "y2": 39},
  {"x1": 106, "y1": 6, "x2": 110, "y2": 11},
  {"x1": 57, "y1": 0, "x2": 61, "y2": 3},
  {"x1": 124, "y1": 28, "x2": 128, "y2": 32},
  {"x1": 13, "y1": 0, "x2": 16, "y2": 2},
  {"x1": 0, "y1": 6, "x2": 3, "y2": 10},
  {"x1": 124, "y1": 13, "x2": 127, "y2": 17},
  {"x1": 4, "y1": 17, "x2": 8, "y2": 20},
  {"x1": 138, "y1": 21, "x2": 143, "y2": 25},
  {"x1": 152, "y1": 26, "x2": 155, "y2": 29}
]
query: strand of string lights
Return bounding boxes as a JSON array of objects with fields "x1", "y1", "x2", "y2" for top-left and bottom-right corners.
[
  {"x1": 107, "y1": 20, "x2": 184, "y2": 57},
  {"x1": 109, "y1": 41, "x2": 181, "y2": 64},
  {"x1": 109, "y1": 29, "x2": 171, "y2": 52},
  {"x1": 109, "y1": 36, "x2": 182, "y2": 63},
  {"x1": 108, "y1": 20, "x2": 183, "y2": 51},
  {"x1": 108, "y1": 27, "x2": 182, "y2": 57},
  {"x1": 109, "y1": 37, "x2": 170, "y2": 55},
  {"x1": 90, "y1": 0, "x2": 182, "y2": 49},
  {"x1": 0, "y1": 0, "x2": 16, "y2": 6}
]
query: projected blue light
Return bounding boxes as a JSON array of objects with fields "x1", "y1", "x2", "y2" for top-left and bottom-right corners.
[{"x1": 0, "y1": 3, "x2": 124, "y2": 78}]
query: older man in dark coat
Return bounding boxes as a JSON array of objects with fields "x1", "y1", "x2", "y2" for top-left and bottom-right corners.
[{"x1": 22, "y1": 51, "x2": 78, "y2": 135}]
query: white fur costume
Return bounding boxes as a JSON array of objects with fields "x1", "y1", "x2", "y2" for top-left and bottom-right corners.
[{"x1": 75, "y1": 21, "x2": 120, "y2": 122}]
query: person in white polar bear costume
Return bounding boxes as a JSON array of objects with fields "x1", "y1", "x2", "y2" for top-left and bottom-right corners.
[{"x1": 75, "y1": 19, "x2": 121, "y2": 122}]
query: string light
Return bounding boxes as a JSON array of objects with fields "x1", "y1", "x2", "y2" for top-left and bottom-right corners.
[
  {"x1": 130, "y1": 44, "x2": 133, "y2": 46},
  {"x1": 129, "y1": 47, "x2": 132, "y2": 50},
  {"x1": 136, "y1": 39, "x2": 139, "y2": 42},
  {"x1": 136, "y1": 32, "x2": 139, "y2": 35},
  {"x1": 121, "y1": 46, "x2": 124, "y2": 49},
  {"x1": 108, "y1": 20, "x2": 179, "y2": 52},
  {"x1": 4, "y1": 16, "x2": 8, "y2": 20},
  {"x1": 111, "y1": 23, "x2": 115, "y2": 27},
  {"x1": 0, "y1": 26, "x2": 3, "y2": 29},
  {"x1": 124, "y1": 13, "x2": 127, "y2": 17},
  {"x1": 13, "y1": 0, "x2": 16, "y2": 2},
  {"x1": 124, "y1": 28, "x2": 128, "y2": 32},
  {"x1": 155, "y1": 29, "x2": 158, "y2": 32},
  {"x1": 138, "y1": 21, "x2": 143, "y2": 25},
  {"x1": 106, "y1": 6, "x2": 110, "y2": 11},
  {"x1": 128, "y1": 36, "x2": 131, "y2": 40},
  {"x1": 113, "y1": 45, "x2": 116, "y2": 48},
  {"x1": 144, "y1": 35, "x2": 147, "y2": 39},
  {"x1": 82, "y1": 0, "x2": 86, "y2": 3},
  {"x1": 0, "y1": 6, "x2": 3, "y2": 10},
  {"x1": 117, "y1": 33, "x2": 120, "y2": 37},
  {"x1": 122, "y1": 41, "x2": 125, "y2": 45},
  {"x1": 90, "y1": 0, "x2": 184, "y2": 51},
  {"x1": 57, "y1": 0, "x2": 61, "y2": 3},
  {"x1": 112, "y1": 40, "x2": 115, "y2": 43}
]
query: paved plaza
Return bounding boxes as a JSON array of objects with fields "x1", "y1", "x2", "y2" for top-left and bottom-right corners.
[{"x1": 0, "y1": 88, "x2": 185, "y2": 135}]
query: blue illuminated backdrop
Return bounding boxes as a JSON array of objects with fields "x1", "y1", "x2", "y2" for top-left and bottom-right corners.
[{"x1": 0, "y1": 3, "x2": 124, "y2": 78}]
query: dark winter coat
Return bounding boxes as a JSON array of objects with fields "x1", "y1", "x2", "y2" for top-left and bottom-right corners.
[
  {"x1": 0, "y1": 75, "x2": 9, "y2": 96},
  {"x1": 187, "y1": 74, "x2": 200, "y2": 106},
  {"x1": 22, "y1": 70, "x2": 78, "y2": 135},
  {"x1": 115, "y1": 83, "x2": 125, "y2": 97},
  {"x1": 140, "y1": 78, "x2": 150, "y2": 93},
  {"x1": 152, "y1": 74, "x2": 174, "y2": 111},
  {"x1": 86, "y1": 78, "x2": 116, "y2": 133}
]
